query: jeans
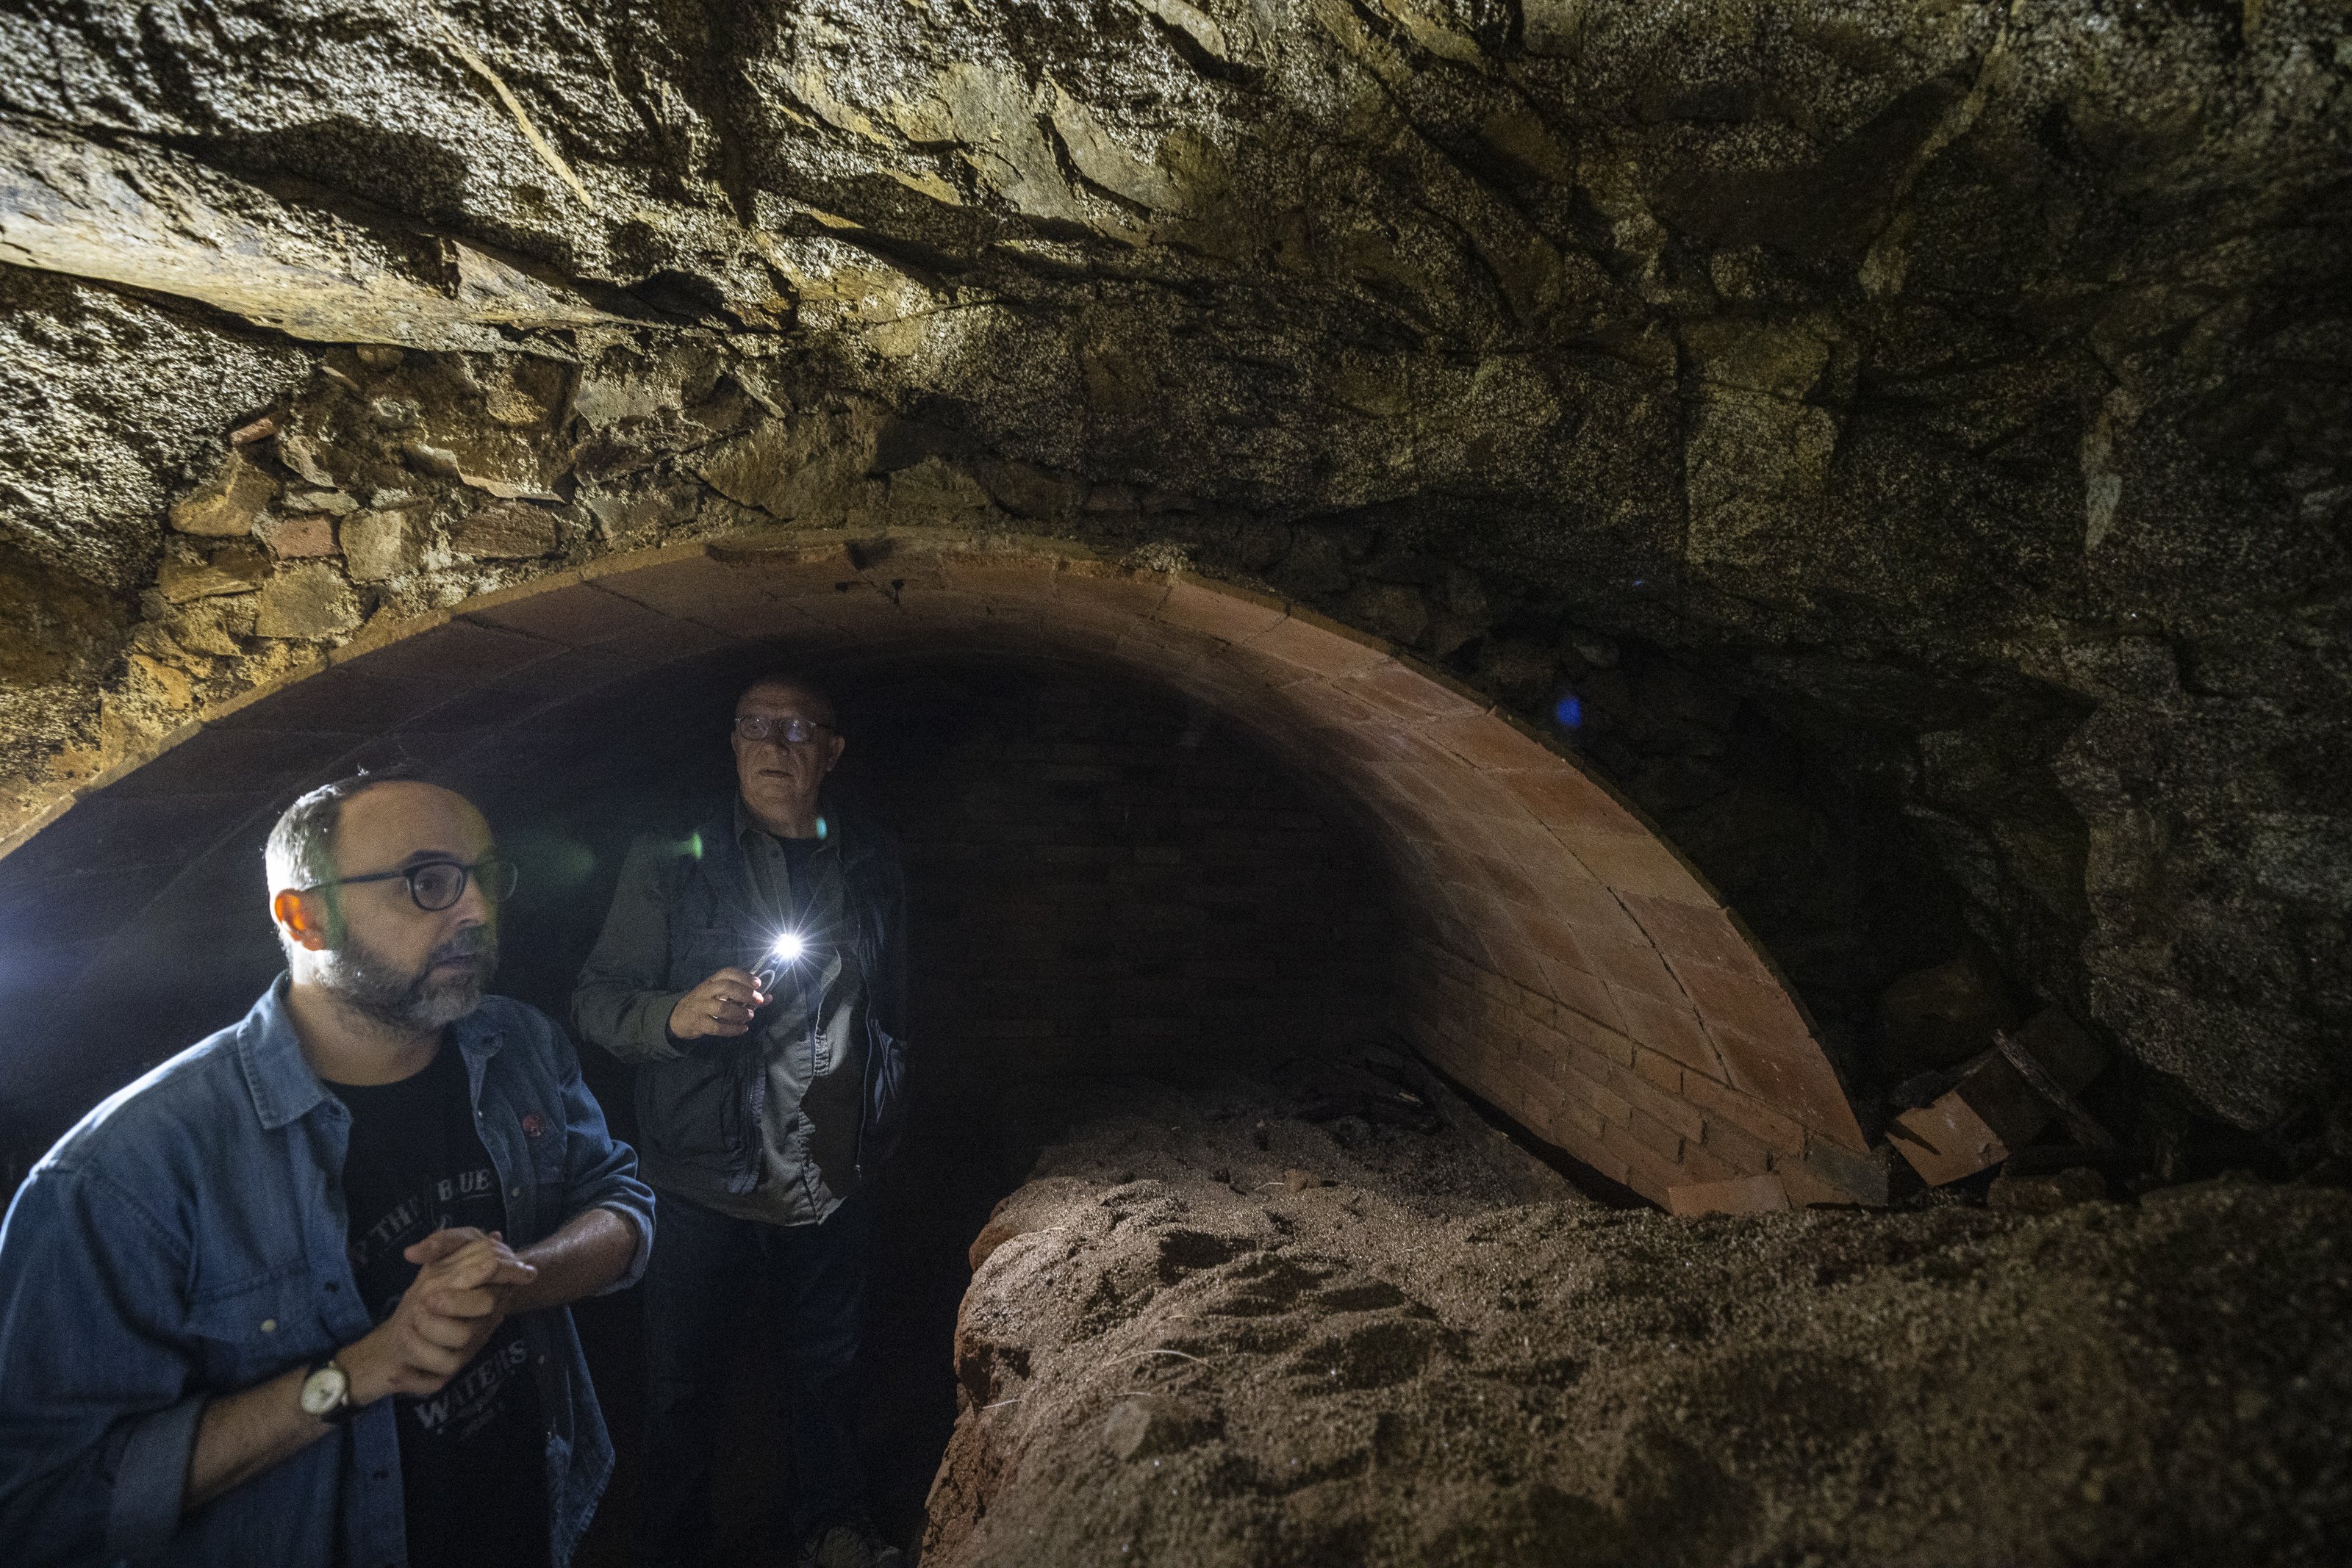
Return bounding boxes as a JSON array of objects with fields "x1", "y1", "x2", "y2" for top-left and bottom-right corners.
[{"x1": 636, "y1": 1189, "x2": 872, "y2": 1567}]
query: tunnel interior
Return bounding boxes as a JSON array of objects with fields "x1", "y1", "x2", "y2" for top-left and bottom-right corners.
[
  {"x1": 0, "y1": 542, "x2": 1891, "y2": 1556},
  {"x1": 1, "y1": 541, "x2": 1882, "y2": 1210},
  {"x1": 4, "y1": 0, "x2": 2348, "y2": 1558},
  {"x1": 0, "y1": 616, "x2": 1416, "y2": 1556},
  {"x1": 495, "y1": 646, "x2": 1410, "y2": 1556},
  {"x1": 491, "y1": 650, "x2": 1403, "y2": 1096}
]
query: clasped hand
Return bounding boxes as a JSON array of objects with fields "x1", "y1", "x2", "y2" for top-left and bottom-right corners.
[{"x1": 340, "y1": 1227, "x2": 537, "y2": 1406}]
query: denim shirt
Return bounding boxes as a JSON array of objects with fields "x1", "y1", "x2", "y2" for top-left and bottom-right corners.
[{"x1": 0, "y1": 977, "x2": 656, "y2": 1568}]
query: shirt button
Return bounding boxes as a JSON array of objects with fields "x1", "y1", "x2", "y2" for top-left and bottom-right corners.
[
  {"x1": 259, "y1": 1319, "x2": 277, "y2": 1334},
  {"x1": 510, "y1": 1186, "x2": 523, "y2": 1198},
  {"x1": 373, "y1": 1469, "x2": 388, "y2": 1481}
]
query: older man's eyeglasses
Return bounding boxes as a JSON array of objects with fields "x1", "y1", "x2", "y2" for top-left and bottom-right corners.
[
  {"x1": 308, "y1": 857, "x2": 519, "y2": 912},
  {"x1": 734, "y1": 715, "x2": 836, "y2": 745}
]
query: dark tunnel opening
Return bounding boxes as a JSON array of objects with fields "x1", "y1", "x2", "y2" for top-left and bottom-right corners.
[{"x1": 487, "y1": 652, "x2": 1405, "y2": 1558}]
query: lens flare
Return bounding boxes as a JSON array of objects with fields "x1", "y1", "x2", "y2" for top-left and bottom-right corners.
[{"x1": 754, "y1": 930, "x2": 806, "y2": 992}]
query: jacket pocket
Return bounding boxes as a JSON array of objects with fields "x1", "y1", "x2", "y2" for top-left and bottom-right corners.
[
  {"x1": 519, "y1": 1096, "x2": 572, "y2": 1234},
  {"x1": 186, "y1": 1266, "x2": 312, "y2": 1387},
  {"x1": 637, "y1": 1051, "x2": 743, "y2": 1173}
]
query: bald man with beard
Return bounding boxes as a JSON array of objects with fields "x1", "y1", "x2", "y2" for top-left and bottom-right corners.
[{"x1": 0, "y1": 774, "x2": 654, "y2": 1567}]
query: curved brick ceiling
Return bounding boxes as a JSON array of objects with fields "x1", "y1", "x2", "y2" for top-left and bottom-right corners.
[{"x1": 0, "y1": 531, "x2": 1873, "y2": 1206}]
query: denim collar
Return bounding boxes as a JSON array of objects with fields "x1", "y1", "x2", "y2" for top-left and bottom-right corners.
[{"x1": 234, "y1": 972, "x2": 505, "y2": 1132}]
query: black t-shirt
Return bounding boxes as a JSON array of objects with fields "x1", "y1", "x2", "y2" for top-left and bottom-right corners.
[
  {"x1": 333, "y1": 1045, "x2": 549, "y2": 1568},
  {"x1": 778, "y1": 832, "x2": 821, "y2": 882}
]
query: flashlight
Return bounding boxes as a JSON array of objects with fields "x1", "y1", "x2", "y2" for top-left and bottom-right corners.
[{"x1": 753, "y1": 932, "x2": 805, "y2": 993}]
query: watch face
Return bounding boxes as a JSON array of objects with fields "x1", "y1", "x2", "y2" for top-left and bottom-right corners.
[{"x1": 300, "y1": 1364, "x2": 349, "y2": 1417}]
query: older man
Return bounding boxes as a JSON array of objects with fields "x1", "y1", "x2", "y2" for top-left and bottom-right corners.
[
  {"x1": 0, "y1": 775, "x2": 654, "y2": 1567},
  {"x1": 573, "y1": 672, "x2": 909, "y2": 1568}
]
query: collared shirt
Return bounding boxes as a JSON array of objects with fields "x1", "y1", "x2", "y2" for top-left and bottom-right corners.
[{"x1": 0, "y1": 977, "x2": 656, "y2": 1568}]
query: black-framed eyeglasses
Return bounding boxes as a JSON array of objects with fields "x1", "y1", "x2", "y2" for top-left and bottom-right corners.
[
  {"x1": 734, "y1": 715, "x2": 836, "y2": 745},
  {"x1": 308, "y1": 857, "x2": 519, "y2": 912}
]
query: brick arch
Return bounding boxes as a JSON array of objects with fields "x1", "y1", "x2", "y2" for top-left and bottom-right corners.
[{"x1": 0, "y1": 530, "x2": 1873, "y2": 1206}]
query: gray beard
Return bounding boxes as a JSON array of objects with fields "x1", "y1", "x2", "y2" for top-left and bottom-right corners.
[{"x1": 322, "y1": 926, "x2": 497, "y2": 1033}]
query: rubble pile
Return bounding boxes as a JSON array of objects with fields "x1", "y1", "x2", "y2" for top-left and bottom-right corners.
[{"x1": 925, "y1": 1074, "x2": 2352, "y2": 1567}]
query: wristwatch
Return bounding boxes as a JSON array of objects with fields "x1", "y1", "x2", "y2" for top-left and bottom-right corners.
[{"x1": 299, "y1": 1356, "x2": 359, "y2": 1424}]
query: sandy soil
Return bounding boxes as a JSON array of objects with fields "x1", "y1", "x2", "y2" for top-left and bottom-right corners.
[{"x1": 919, "y1": 1068, "x2": 2352, "y2": 1568}]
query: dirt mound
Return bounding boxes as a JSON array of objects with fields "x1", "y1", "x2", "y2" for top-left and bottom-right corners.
[{"x1": 920, "y1": 1079, "x2": 2352, "y2": 1567}]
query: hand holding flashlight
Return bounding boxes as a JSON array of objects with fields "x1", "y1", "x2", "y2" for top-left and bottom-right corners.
[{"x1": 667, "y1": 966, "x2": 771, "y2": 1040}]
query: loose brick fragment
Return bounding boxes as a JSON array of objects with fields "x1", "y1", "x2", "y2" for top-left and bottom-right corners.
[{"x1": 1890, "y1": 1009, "x2": 2105, "y2": 1186}]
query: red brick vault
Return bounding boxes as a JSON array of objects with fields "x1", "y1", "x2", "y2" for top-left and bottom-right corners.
[{"x1": 4, "y1": 530, "x2": 1876, "y2": 1206}]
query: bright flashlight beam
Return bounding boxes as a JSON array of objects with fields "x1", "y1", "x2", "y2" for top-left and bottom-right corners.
[{"x1": 754, "y1": 932, "x2": 806, "y2": 992}]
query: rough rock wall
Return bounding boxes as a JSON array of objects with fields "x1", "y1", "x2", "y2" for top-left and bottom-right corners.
[
  {"x1": 1, "y1": 0, "x2": 2345, "y2": 1135},
  {"x1": 928, "y1": 1079, "x2": 2352, "y2": 1567}
]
